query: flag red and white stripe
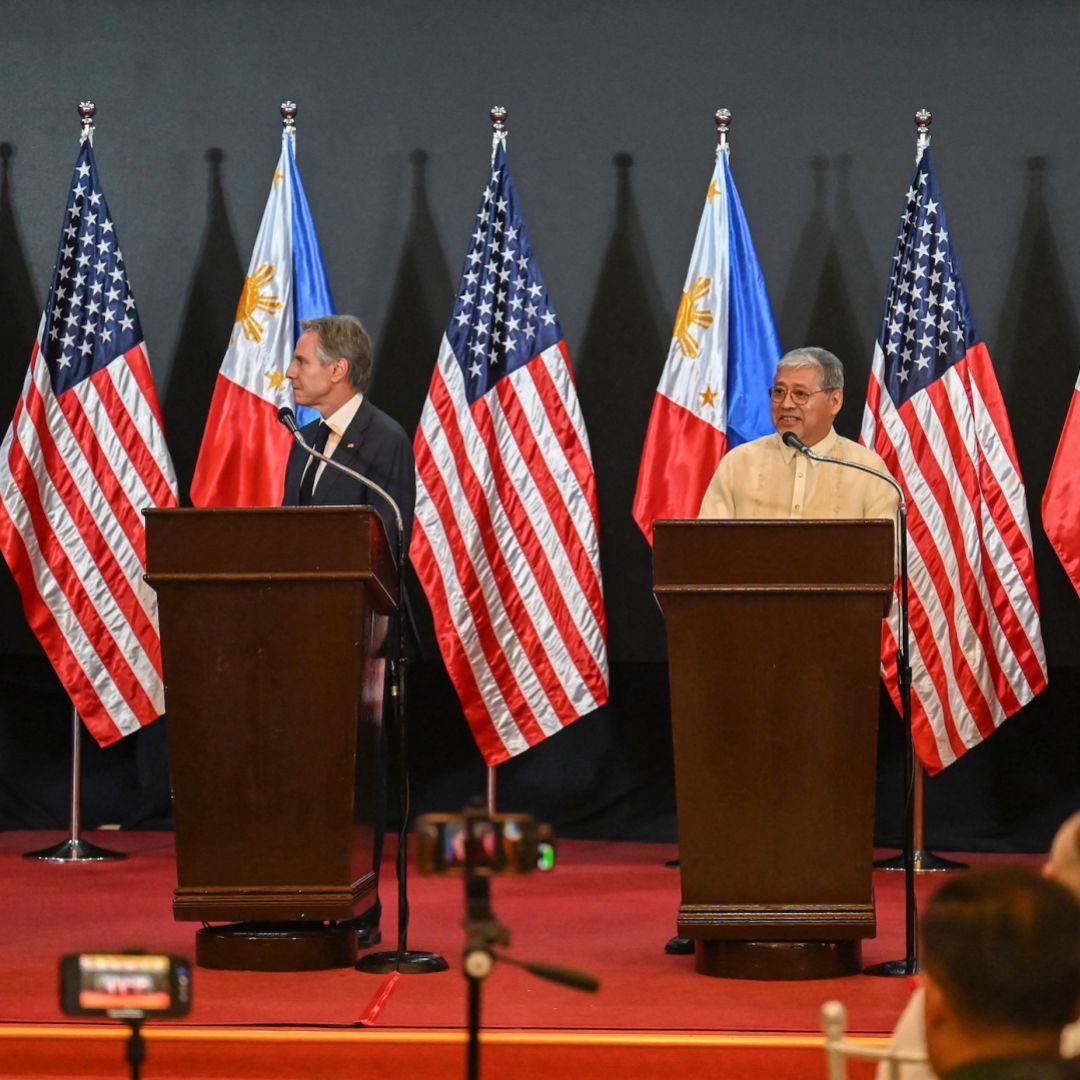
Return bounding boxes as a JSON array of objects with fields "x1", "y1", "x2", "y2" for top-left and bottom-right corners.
[
  {"x1": 861, "y1": 147, "x2": 1046, "y2": 773},
  {"x1": 0, "y1": 138, "x2": 178, "y2": 746},
  {"x1": 1042, "y1": 369, "x2": 1080, "y2": 598},
  {"x1": 411, "y1": 133, "x2": 608, "y2": 765}
]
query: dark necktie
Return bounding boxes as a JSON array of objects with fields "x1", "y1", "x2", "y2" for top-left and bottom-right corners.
[{"x1": 298, "y1": 422, "x2": 331, "y2": 505}]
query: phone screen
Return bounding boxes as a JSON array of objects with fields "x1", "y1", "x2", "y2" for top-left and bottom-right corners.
[{"x1": 60, "y1": 954, "x2": 191, "y2": 1018}]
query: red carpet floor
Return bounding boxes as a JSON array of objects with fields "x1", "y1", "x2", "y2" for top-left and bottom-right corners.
[{"x1": 0, "y1": 830, "x2": 1042, "y2": 1078}]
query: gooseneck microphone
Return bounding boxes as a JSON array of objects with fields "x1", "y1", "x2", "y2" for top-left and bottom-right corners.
[
  {"x1": 782, "y1": 426, "x2": 918, "y2": 976},
  {"x1": 277, "y1": 407, "x2": 403, "y2": 542},
  {"x1": 277, "y1": 405, "x2": 303, "y2": 440},
  {"x1": 781, "y1": 430, "x2": 906, "y2": 513}
]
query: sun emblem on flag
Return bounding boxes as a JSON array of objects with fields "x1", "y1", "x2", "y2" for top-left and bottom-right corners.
[
  {"x1": 235, "y1": 264, "x2": 283, "y2": 343},
  {"x1": 673, "y1": 277, "x2": 714, "y2": 359}
]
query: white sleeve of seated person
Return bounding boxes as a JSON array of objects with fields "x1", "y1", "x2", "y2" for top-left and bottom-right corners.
[{"x1": 876, "y1": 987, "x2": 938, "y2": 1080}]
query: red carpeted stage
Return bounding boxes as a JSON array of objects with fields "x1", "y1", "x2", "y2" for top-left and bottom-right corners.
[{"x1": 0, "y1": 831, "x2": 1039, "y2": 1078}]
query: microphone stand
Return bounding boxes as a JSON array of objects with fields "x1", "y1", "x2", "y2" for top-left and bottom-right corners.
[
  {"x1": 281, "y1": 410, "x2": 447, "y2": 975},
  {"x1": 784, "y1": 433, "x2": 917, "y2": 976}
]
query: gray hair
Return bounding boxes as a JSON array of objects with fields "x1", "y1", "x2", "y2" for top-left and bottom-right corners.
[
  {"x1": 301, "y1": 314, "x2": 373, "y2": 393},
  {"x1": 776, "y1": 347, "x2": 844, "y2": 391}
]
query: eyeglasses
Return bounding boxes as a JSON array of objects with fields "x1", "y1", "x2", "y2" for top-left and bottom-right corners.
[{"x1": 768, "y1": 386, "x2": 832, "y2": 406}]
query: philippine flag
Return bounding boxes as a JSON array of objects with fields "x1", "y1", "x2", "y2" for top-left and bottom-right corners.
[
  {"x1": 632, "y1": 147, "x2": 779, "y2": 543},
  {"x1": 190, "y1": 129, "x2": 333, "y2": 507}
]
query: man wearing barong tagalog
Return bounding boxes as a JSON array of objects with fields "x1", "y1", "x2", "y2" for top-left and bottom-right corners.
[{"x1": 697, "y1": 346, "x2": 898, "y2": 522}]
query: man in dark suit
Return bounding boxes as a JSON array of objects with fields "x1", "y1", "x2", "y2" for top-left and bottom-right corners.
[
  {"x1": 282, "y1": 315, "x2": 414, "y2": 552},
  {"x1": 282, "y1": 314, "x2": 415, "y2": 949}
]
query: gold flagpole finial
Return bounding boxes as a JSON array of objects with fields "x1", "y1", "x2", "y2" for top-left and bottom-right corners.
[
  {"x1": 715, "y1": 107, "x2": 732, "y2": 151},
  {"x1": 78, "y1": 101, "x2": 96, "y2": 143},
  {"x1": 281, "y1": 101, "x2": 298, "y2": 136},
  {"x1": 914, "y1": 109, "x2": 932, "y2": 162}
]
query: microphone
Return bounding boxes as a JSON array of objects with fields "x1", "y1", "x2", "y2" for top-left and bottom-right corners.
[
  {"x1": 276, "y1": 406, "x2": 404, "y2": 545},
  {"x1": 781, "y1": 431, "x2": 810, "y2": 455},
  {"x1": 781, "y1": 429, "x2": 905, "y2": 513},
  {"x1": 278, "y1": 406, "x2": 302, "y2": 441}
]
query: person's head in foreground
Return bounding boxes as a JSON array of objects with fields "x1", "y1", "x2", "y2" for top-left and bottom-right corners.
[{"x1": 922, "y1": 866, "x2": 1080, "y2": 1078}]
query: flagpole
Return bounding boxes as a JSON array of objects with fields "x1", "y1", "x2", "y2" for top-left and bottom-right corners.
[
  {"x1": 663, "y1": 105, "x2": 742, "y2": 956},
  {"x1": 22, "y1": 102, "x2": 127, "y2": 864},
  {"x1": 24, "y1": 703, "x2": 126, "y2": 862},
  {"x1": 874, "y1": 109, "x2": 967, "y2": 878},
  {"x1": 484, "y1": 107, "x2": 507, "y2": 819}
]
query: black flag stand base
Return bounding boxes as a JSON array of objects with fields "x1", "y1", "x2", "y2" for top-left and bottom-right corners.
[
  {"x1": 24, "y1": 705, "x2": 125, "y2": 864},
  {"x1": 357, "y1": 949, "x2": 450, "y2": 976},
  {"x1": 864, "y1": 957, "x2": 919, "y2": 977},
  {"x1": 874, "y1": 849, "x2": 968, "y2": 873}
]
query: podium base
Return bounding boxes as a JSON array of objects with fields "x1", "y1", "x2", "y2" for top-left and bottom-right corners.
[
  {"x1": 693, "y1": 939, "x2": 861, "y2": 980},
  {"x1": 23, "y1": 839, "x2": 126, "y2": 863},
  {"x1": 357, "y1": 949, "x2": 449, "y2": 975},
  {"x1": 196, "y1": 921, "x2": 357, "y2": 971}
]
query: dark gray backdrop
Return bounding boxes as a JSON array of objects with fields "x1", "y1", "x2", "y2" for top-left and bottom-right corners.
[{"x1": 1, "y1": 0, "x2": 1077, "y2": 846}]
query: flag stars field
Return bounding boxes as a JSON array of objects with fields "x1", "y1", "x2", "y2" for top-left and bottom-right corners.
[{"x1": 447, "y1": 160, "x2": 562, "y2": 402}]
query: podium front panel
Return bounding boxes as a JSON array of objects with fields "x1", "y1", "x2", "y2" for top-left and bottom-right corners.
[
  {"x1": 145, "y1": 507, "x2": 394, "y2": 923},
  {"x1": 653, "y1": 519, "x2": 894, "y2": 974}
]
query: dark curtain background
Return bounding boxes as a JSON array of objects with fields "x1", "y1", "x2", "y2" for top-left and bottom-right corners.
[{"x1": 1, "y1": 0, "x2": 1077, "y2": 851}]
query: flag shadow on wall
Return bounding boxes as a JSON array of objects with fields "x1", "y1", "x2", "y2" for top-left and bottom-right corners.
[
  {"x1": 369, "y1": 149, "x2": 453, "y2": 444},
  {"x1": 368, "y1": 147, "x2": 453, "y2": 671},
  {"x1": 997, "y1": 156, "x2": 1080, "y2": 638},
  {"x1": 0, "y1": 142, "x2": 45, "y2": 657},
  {"x1": 778, "y1": 154, "x2": 878, "y2": 440},
  {"x1": 577, "y1": 152, "x2": 669, "y2": 663},
  {"x1": 367, "y1": 148, "x2": 485, "y2": 811},
  {"x1": 163, "y1": 148, "x2": 245, "y2": 503},
  {"x1": 541, "y1": 151, "x2": 678, "y2": 840}
]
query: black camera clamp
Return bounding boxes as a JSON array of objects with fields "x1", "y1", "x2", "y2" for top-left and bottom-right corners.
[{"x1": 456, "y1": 805, "x2": 599, "y2": 1080}]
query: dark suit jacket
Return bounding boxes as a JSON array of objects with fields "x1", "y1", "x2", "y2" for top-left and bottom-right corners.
[{"x1": 281, "y1": 396, "x2": 416, "y2": 555}]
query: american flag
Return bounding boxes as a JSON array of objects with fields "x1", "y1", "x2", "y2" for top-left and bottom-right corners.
[
  {"x1": 0, "y1": 136, "x2": 178, "y2": 747},
  {"x1": 860, "y1": 145, "x2": 1047, "y2": 773},
  {"x1": 411, "y1": 130, "x2": 609, "y2": 765}
]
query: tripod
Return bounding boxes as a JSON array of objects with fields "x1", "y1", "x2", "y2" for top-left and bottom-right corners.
[{"x1": 456, "y1": 811, "x2": 598, "y2": 1080}]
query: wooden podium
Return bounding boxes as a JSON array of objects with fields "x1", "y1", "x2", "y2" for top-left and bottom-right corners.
[
  {"x1": 144, "y1": 507, "x2": 396, "y2": 971},
  {"x1": 653, "y1": 519, "x2": 894, "y2": 980}
]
